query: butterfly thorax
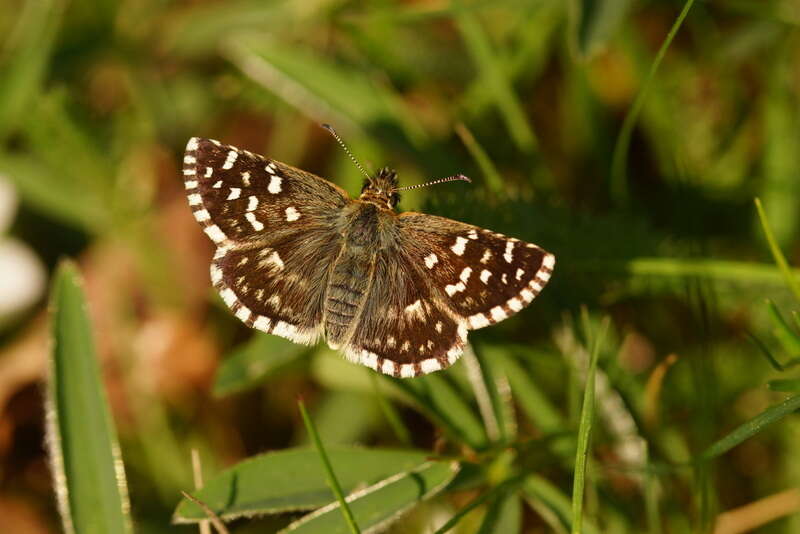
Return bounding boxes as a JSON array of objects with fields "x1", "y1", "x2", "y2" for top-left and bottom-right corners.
[{"x1": 359, "y1": 167, "x2": 400, "y2": 210}]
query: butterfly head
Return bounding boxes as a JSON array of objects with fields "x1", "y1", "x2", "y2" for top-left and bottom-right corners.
[{"x1": 360, "y1": 167, "x2": 401, "y2": 210}]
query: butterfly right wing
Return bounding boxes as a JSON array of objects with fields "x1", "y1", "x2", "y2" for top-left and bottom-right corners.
[{"x1": 184, "y1": 137, "x2": 348, "y2": 343}]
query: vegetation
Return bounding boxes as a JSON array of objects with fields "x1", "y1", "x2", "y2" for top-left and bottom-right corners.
[{"x1": 1, "y1": 1, "x2": 799, "y2": 533}]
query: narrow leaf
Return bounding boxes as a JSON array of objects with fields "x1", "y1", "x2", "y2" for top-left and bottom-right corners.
[
  {"x1": 173, "y1": 448, "x2": 438, "y2": 522},
  {"x1": 701, "y1": 394, "x2": 800, "y2": 460},
  {"x1": 755, "y1": 198, "x2": 800, "y2": 301},
  {"x1": 45, "y1": 261, "x2": 133, "y2": 534},
  {"x1": 282, "y1": 461, "x2": 459, "y2": 534}
]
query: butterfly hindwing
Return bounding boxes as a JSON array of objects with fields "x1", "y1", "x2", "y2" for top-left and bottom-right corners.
[
  {"x1": 184, "y1": 137, "x2": 348, "y2": 343},
  {"x1": 342, "y1": 248, "x2": 468, "y2": 378},
  {"x1": 398, "y1": 213, "x2": 555, "y2": 330}
]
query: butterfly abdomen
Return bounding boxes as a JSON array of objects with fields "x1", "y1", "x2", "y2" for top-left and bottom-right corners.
[{"x1": 324, "y1": 251, "x2": 375, "y2": 349}]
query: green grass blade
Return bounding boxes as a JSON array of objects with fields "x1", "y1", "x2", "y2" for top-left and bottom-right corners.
[
  {"x1": 299, "y1": 399, "x2": 360, "y2": 534},
  {"x1": 571, "y1": 317, "x2": 609, "y2": 534},
  {"x1": 701, "y1": 394, "x2": 800, "y2": 460},
  {"x1": 45, "y1": 261, "x2": 133, "y2": 534},
  {"x1": 454, "y1": 122, "x2": 504, "y2": 195},
  {"x1": 477, "y1": 492, "x2": 521, "y2": 534},
  {"x1": 173, "y1": 448, "x2": 435, "y2": 522},
  {"x1": 433, "y1": 476, "x2": 522, "y2": 534},
  {"x1": 570, "y1": 0, "x2": 633, "y2": 59},
  {"x1": 213, "y1": 333, "x2": 309, "y2": 396},
  {"x1": 610, "y1": 0, "x2": 696, "y2": 205},
  {"x1": 768, "y1": 379, "x2": 800, "y2": 392},
  {"x1": 389, "y1": 372, "x2": 488, "y2": 450},
  {"x1": 282, "y1": 461, "x2": 459, "y2": 534},
  {"x1": 370, "y1": 374, "x2": 413, "y2": 446},
  {"x1": 755, "y1": 197, "x2": 800, "y2": 301},
  {"x1": 453, "y1": 0, "x2": 538, "y2": 152},
  {"x1": 0, "y1": 0, "x2": 62, "y2": 141},
  {"x1": 765, "y1": 299, "x2": 800, "y2": 356},
  {"x1": 522, "y1": 474, "x2": 599, "y2": 534},
  {"x1": 495, "y1": 350, "x2": 564, "y2": 433}
]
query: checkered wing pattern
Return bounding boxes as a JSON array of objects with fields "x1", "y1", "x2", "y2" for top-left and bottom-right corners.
[
  {"x1": 398, "y1": 213, "x2": 554, "y2": 330},
  {"x1": 341, "y1": 213, "x2": 554, "y2": 378},
  {"x1": 183, "y1": 137, "x2": 348, "y2": 342}
]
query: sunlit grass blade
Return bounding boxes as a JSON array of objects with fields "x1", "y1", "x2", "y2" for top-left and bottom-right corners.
[
  {"x1": 45, "y1": 261, "x2": 133, "y2": 534},
  {"x1": 282, "y1": 460, "x2": 458, "y2": 534},
  {"x1": 462, "y1": 345, "x2": 502, "y2": 443},
  {"x1": 298, "y1": 398, "x2": 360, "y2": 534},
  {"x1": 494, "y1": 350, "x2": 564, "y2": 434},
  {"x1": 173, "y1": 448, "x2": 438, "y2": 522},
  {"x1": 701, "y1": 394, "x2": 800, "y2": 460},
  {"x1": 571, "y1": 317, "x2": 610, "y2": 534},
  {"x1": 755, "y1": 197, "x2": 800, "y2": 301},
  {"x1": 610, "y1": 0, "x2": 696, "y2": 205}
]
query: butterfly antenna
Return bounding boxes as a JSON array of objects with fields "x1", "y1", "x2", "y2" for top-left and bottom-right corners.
[
  {"x1": 393, "y1": 174, "x2": 472, "y2": 192},
  {"x1": 321, "y1": 124, "x2": 372, "y2": 181}
]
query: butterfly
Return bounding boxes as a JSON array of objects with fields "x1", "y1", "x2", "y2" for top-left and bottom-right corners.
[{"x1": 183, "y1": 129, "x2": 554, "y2": 378}]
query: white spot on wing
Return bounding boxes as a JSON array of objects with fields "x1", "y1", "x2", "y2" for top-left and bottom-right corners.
[
  {"x1": 435, "y1": 321, "x2": 443, "y2": 333},
  {"x1": 467, "y1": 229, "x2": 478, "y2": 240},
  {"x1": 516, "y1": 268, "x2": 525, "y2": 281},
  {"x1": 451, "y1": 236, "x2": 469, "y2": 256},
  {"x1": 183, "y1": 169, "x2": 196, "y2": 176},
  {"x1": 468, "y1": 314, "x2": 490, "y2": 329},
  {"x1": 188, "y1": 194, "x2": 202, "y2": 206},
  {"x1": 481, "y1": 249, "x2": 492, "y2": 264},
  {"x1": 183, "y1": 155, "x2": 196, "y2": 164},
  {"x1": 241, "y1": 171, "x2": 251, "y2": 186},
  {"x1": 404, "y1": 299, "x2": 423, "y2": 316},
  {"x1": 490, "y1": 306, "x2": 506, "y2": 321},
  {"x1": 285, "y1": 207, "x2": 300, "y2": 221},
  {"x1": 504, "y1": 241, "x2": 515, "y2": 263},
  {"x1": 382, "y1": 360, "x2": 396, "y2": 375},
  {"x1": 247, "y1": 196, "x2": 258, "y2": 212},
  {"x1": 212, "y1": 180, "x2": 222, "y2": 188},
  {"x1": 424, "y1": 253, "x2": 438, "y2": 269},
  {"x1": 480, "y1": 269, "x2": 492, "y2": 284},
  {"x1": 235, "y1": 307, "x2": 251, "y2": 323},
  {"x1": 205, "y1": 167, "x2": 213, "y2": 178},
  {"x1": 400, "y1": 364, "x2": 416, "y2": 378},
  {"x1": 194, "y1": 209, "x2": 210, "y2": 222},
  {"x1": 543, "y1": 253, "x2": 555, "y2": 270},
  {"x1": 185, "y1": 180, "x2": 198, "y2": 189},
  {"x1": 508, "y1": 297, "x2": 523, "y2": 311},
  {"x1": 227, "y1": 188, "x2": 241, "y2": 200},
  {"x1": 459, "y1": 267, "x2": 472, "y2": 283},
  {"x1": 245, "y1": 212, "x2": 264, "y2": 231},
  {"x1": 265, "y1": 251, "x2": 284, "y2": 270},
  {"x1": 186, "y1": 137, "x2": 199, "y2": 151},
  {"x1": 420, "y1": 359, "x2": 441, "y2": 373},
  {"x1": 445, "y1": 281, "x2": 466, "y2": 297},
  {"x1": 253, "y1": 316, "x2": 271, "y2": 332},
  {"x1": 222, "y1": 150, "x2": 238, "y2": 169},
  {"x1": 268, "y1": 175, "x2": 282, "y2": 194}
]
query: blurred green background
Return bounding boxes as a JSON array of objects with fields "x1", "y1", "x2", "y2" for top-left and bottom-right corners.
[{"x1": 1, "y1": 0, "x2": 800, "y2": 532}]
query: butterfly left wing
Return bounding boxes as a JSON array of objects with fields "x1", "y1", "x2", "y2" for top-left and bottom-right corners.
[{"x1": 183, "y1": 137, "x2": 349, "y2": 344}]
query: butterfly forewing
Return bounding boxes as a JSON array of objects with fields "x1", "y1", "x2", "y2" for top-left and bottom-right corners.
[
  {"x1": 184, "y1": 137, "x2": 347, "y2": 344},
  {"x1": 398, "y1": 213, "x2": 555, "y2": 330}
]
